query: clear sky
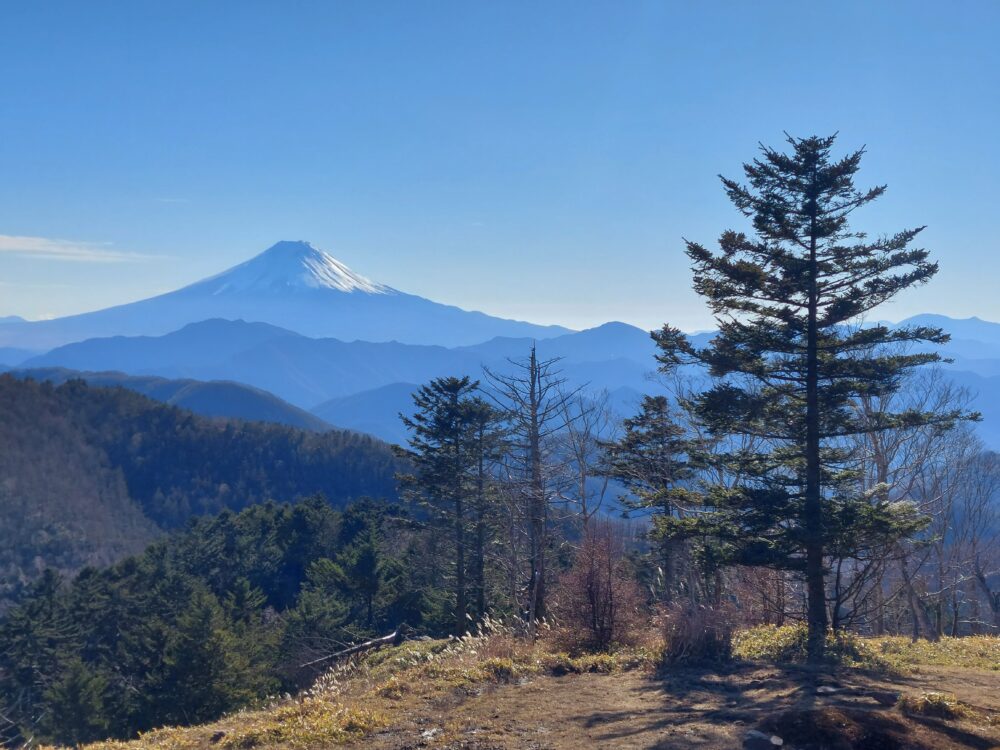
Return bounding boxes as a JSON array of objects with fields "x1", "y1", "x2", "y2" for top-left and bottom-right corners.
[{"x1": 1, "y1": 1, "x2": 998, "y2": 332}]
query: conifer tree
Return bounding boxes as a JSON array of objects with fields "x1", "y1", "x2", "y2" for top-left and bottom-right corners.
[
  {"x1": 149, "y1": 584, "x2": 241, "y2": 725},
  {"x1": 336, "y1": 526, "x2": 384, "y2": 629},
  {"x1": 463, "y1": 396, "x2": 505, "y2": 618},
  {"x1": 655, "y1": 134, "x2": 967, "y2": 661},
  {"x1": 603, "y1": 395, "x2": 695, "y2": 599},
  {"x1": 39, "y1": 659, "x2": 109, "y2": 745},
  {"x1": 399, "y1": 376, "x2": 493, "y2": 632}
]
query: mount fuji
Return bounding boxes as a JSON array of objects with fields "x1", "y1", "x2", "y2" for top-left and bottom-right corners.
[{"x1": 0, "y1": 241, "x2": 571, "y2": 349}]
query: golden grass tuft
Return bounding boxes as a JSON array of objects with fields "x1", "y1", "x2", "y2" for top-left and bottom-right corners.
[
  {"x1": 374, "y1": 675, "x2": 407, "y2": 699},
  {"x1": 732, "y1": 624, "x2": 895, "y2": 672},
  {"x1": 870, "y1": 635, "x2": 1000, "y2": 671},
  {"x1": 219, "y1": 703, "x2": 385, "y2": 749},
  {"x1": 897, "y1": 691, "x2": 972, "y2": 720},
  {"x1": 476, "y1": 656, "x2": 523, "y2": 682},
  {"x1": 733, "y1": 626, "x2": 1000, "y2": 677}
]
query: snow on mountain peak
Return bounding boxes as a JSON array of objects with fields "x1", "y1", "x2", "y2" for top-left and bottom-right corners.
[{"x1": 198, "y1": 241, "x2": 392, "y2": 296}]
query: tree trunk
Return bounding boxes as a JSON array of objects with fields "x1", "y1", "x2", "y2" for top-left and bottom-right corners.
[
  {"x1": 873, "y1": 578, "x2": 886, "y2": 636},
  {"x1": 899, "y1": 554, "x2": 935, "y2": 640},
  {"x1": 804, "y1": 196, "x2": 828, "y2": 664},
  {"x1": 455, "y1": 488, "x2": 466, "y2": 633},
  {"x1": 973, "y1": 559, "x2": 1000, "y2": 629},
  {"x1": 474, "y1": 440, "x2": 487, "y2": 619},
  {"x1": 662, "y1": 499, "x2": 675, "y2": 602},
  {"x1": 299, "y1": 629, "x2": 404, "y2": 668},
  {"x1": 526, "y1": 346, "x2": 546, "y2": 635},
  {"x1": 454, "y1": 432, "x2": 467, "y2": 634}
]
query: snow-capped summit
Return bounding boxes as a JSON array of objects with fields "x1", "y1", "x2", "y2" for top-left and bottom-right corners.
[
  {"x1": 0, "y1": 240, "x2": 571, "y2": 349},
  {"x1": 193, "y1": 241, "x2": 393, "y2": 296}
]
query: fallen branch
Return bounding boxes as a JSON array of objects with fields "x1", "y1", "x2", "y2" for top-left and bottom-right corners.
[{"x1": 299, "y1": 629, "x2": 404, "y2": 668}]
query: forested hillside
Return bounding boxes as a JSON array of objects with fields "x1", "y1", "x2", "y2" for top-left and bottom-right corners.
[
  {"x1": 0, "y1": 375, "x2": 400, "y2": 608},
  {"x1": 0, "y1": 499, "x2": 434, "y2": 746},
  {"x1": 9, "y1": 367, "x2": 333, "y2": 431}
]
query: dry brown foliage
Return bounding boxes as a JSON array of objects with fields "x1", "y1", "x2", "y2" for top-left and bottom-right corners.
[{"x1": 550, "y1": 520, "x2": 646, "y2": 652}]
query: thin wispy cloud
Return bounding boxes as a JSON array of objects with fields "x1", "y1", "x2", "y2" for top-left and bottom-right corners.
[
  {"x1": 0, "y1": 280, "x2": 73, "y2": 288},
  {"x1": 0, "y1": 235, "x2": 159, "y2": 263}
]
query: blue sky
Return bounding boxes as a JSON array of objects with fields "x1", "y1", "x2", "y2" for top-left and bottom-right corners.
[{"x1": 1, "y1": 1, "x2": 998, "y2": 331}]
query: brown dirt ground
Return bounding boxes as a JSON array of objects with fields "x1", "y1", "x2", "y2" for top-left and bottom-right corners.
[{"x1": 346, "y1": 664, "x2": 1000, "y2": 750}]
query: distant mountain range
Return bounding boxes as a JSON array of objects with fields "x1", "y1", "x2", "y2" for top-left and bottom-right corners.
[
  {"x1": 19, "y1": 318, "x2": 666, "y2": 440},
  {"x1": 16, "y1": 313, "x2": 1000, "y2": 448},
  {"x1": 2, "y1": 239, "x2": 999, "y2": 449},
  {"x1": 312, "y1": 382, "x2": 419, "y2": 446},
  {"x1": 0, "y1": 241, "x2": 570, "y2": 349}
]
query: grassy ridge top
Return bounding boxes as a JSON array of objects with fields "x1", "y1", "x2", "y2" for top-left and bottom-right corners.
[{"x1": 52, "y1": 627, "x2": 1000, "y2": 750}]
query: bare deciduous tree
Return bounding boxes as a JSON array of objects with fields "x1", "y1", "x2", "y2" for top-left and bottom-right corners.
[{"x1": 485, "y1": 346, "x2": 577, "y2": 636}]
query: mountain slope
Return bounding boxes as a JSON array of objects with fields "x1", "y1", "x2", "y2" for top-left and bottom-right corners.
[
  {"x1": 0, "y1": 375, "x2": 401, "y2": 607},
  {"x1": 11, "y1": 367, "x2": 332, "y2": 431},
  {"x1": 0, "y1": 347, "x2": 39, "y2": 366},
  {"x1": 312, "y1": 382, "x2": 422, "y2": 445},
  {"x1": 0, "y1": 241, "x2": 571, "y2": 348},
  {"x1": 460, "y1": 320, "x2": 658, "y2": 362}
]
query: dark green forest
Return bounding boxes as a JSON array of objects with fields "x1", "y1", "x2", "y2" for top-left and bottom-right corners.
[
  {"x1": 0, "y1": 498, "x2": 439, "y2": 746},
  {"x1": 0, "y1": 375, "x2": 400, "y2": 608}
]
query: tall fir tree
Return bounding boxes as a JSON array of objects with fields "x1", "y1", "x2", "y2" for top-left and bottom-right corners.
[
  {"x1": 655, "y1": 134, "x2": 968, "y2": 661},
  {"x1": 399, "y1": 376, "x2": 500, "y2": 632},
  {"x1": 463, "y1": 396, "x2": 505, "y2": 618},
  {"x1": 602, "y1": 395, "x2": 696, "y2": 600}
]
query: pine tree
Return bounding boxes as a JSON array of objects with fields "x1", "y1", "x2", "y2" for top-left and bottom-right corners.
[
  {"x1": 399, "y1": 376, "x2": 485, "y2": 633},
  {"x1": 39, "y1": 659, "x2": 109, "y2": 745},
  {"x1": 464, "y1": 396, "x2": 504, "y2": 619},
  {"x1": 603, "y1": 395, "x2": 695, "y2": 600},
  {"x1": 655, "y1": 134, "x2": 968, "y2": 661},
  {"x1": 336, "y1": 526, "x2": 384, "y2": 629},
  {"x1": 147, "y1": 583, "x2": 242, "y2": 726},
  {"x1": 279, "y1": 558, "x2": 351, "y2": 682},
  {"x1": 0, "y1": 570, "x2": 77, "y2": 744}
]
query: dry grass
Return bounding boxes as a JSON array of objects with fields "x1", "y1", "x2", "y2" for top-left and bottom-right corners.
[
  {"x1": 869, "y1": 634, "x2": 1000, "y2": 671},
  {"x1": 734, "y1": 624, "x2": 898, "y2": 672},
  {"x1": 660, "y1": 604, "x2": 735, "y2": 664},
  {"x1": 896, "y1": 690, "x2": 1000, "y2": 729},
  {"x1": 47, "y1": 617, "x2": 658, "y2": 750},
  {"x1": 42, "y1": 621, "x2": 999, "y2": 750},
  {"x1": 733, "y1": 625, "x2": 1000, "y2": 674},
  {"x1": 897, "y1": 691, "x2": 973, "y2": 720}
]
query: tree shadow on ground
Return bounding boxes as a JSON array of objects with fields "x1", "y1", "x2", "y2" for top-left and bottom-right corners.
[{"x1": 575, "y1": 663, "x2": 998, "y2": 750}]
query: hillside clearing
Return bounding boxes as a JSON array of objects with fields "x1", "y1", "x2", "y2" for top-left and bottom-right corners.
[{"x1": 64, "y1": 634, "x2": 1000, "y2": 750}]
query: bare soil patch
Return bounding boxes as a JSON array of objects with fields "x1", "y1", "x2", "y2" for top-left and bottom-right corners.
[{"x1": 348, "y1": 664, "x2": 1000, "y2": 750}]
